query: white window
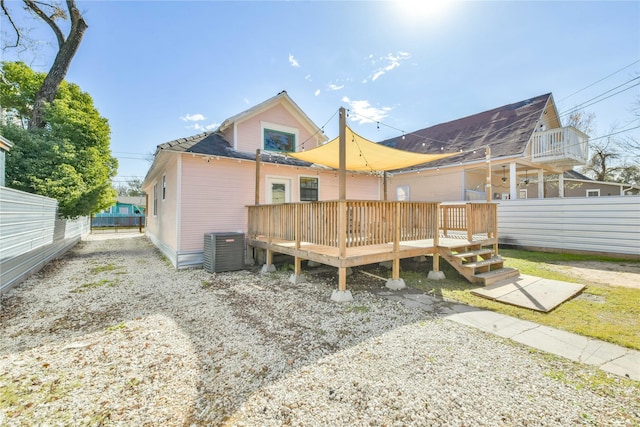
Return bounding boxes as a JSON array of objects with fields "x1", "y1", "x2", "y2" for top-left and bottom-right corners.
[
  {"x1": 519, "y1": 189, "x2": 528, "y2": 199},
  {"x1": 153, "y1": 183, "x2": 158, "y2": 216},
  {"x1": 586, "y1": 189, "x2": 600, "y2": 197},
  {"x1": 266, "y1": 177, "x2": 291, "y2": 204},
  {"x1": 162, "y1": 175, "x2": 166, "y2": 200},
  {"x1": 396, "y1": 185, "x2": 410, "y2": 201},
  {"x1": 300, "y1": 176, "x2": 319, "y2": 201}
]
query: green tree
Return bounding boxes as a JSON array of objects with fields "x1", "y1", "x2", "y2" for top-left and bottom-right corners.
[
  {"x1": 1, "y1": 0, "x2": 88, "y2": 129},
  {"x1": 1, "y1": 61, "x2": 117, "y2": 217}
]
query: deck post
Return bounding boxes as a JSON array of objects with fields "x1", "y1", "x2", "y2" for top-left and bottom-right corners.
[
  {"x1": 255, "y1": 149, "x2": 261, "y2": 205},
  {"x1": 429, "y1": 202, "x2": 445, "y2": 280},
  {"x1": 261, "y1": 203, "x2": 276, "y2": 273},
  {"x1": 331, "y1": 107, "x2": 353, "y2": 302},
  {"x1": 289, "y1": 204, "x2": 306, "y2": 284},
  {"x1": 386, "y1": 202, "x2": 406, "y2": 290},
  {"x1": 485, "y1": 146, "x2": 492, "y2": 203}
]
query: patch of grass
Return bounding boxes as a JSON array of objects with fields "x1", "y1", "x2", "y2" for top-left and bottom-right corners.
[
  {"x1": 89, "y1": 263, "x2": 125, "y2": 274},
  {"x1": 106, "y1": 321, "x2": 127, "y2": 332},
  {"x1": 72, "y1": 278, "x2": 120, "y2": 293},
  {"x1": 345, "y1": 304, "x2": 369, "y2": 314},
  {"x1": 406, "y1": 251, "x2": 640, "y2": 350},
  {"x1": 0, "y1": 372, "x2": 79, "y2": 418}
]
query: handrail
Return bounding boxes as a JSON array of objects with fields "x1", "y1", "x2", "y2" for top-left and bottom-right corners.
[{"x1": 248, "y1": 201, "x2": 440, "y2": 248}]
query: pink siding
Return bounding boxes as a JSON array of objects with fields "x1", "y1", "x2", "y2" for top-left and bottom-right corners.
[
  {"x1": 179, "y1": 155, "x2": 381, "y2": 252},
  {"x1": 390, "y1": 170, "x2": 464, "y2": 202},
  {"x1": 180, "y1": 156, "x2": 255, "y2": 251},
  {"x1": 231, "y1": 103, "x2": 317, "y2": 153},
  {"x1": 143, "y1": 154, "x2": 179, "y2": 250}
]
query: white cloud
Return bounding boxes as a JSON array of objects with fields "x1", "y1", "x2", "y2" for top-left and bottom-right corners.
[
  {"x1": 305, "y1": 74, "x2": 312, "y2": 81},
  {"x1": 314, "y1": 89, "x2": 321, "y2": 96},
  {"x1": 180, "y1": 113, "x2": 205, "y2": 122},
  {"x1": 288, "y1": 53, "x2": 300, "y2": 68},
  {"x1": 188, "y1": 122, "x2": 220, "y2": 131},
  {"x1": 341, "y1": 96, "x2": 392, "y2": 124},
  {"x1": 369, "y1": 51, "x2": 411, "y2": 81},
  {"x1": 327, "y1": 83, "x2": 344, "y2": 91}
]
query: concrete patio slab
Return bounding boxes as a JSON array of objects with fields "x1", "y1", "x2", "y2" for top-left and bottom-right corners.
[{"x1": 471, "y1": 274, "x2": 585, "y2": 312}]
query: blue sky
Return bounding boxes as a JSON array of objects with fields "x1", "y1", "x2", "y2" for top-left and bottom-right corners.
[{"x1": 3, "y1": 1, "x2": 639, "y2": 184}]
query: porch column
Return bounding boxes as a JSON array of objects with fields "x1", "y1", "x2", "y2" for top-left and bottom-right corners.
[
  {"x1": 537, "y1": 169, "x2": 544, "y2": 198},
  {"x1": 558, "y1": 173, "x2": 565, "y2": 197},
  {"x1": 509, "y1": 162, "x2": 517, "y2": 200}
]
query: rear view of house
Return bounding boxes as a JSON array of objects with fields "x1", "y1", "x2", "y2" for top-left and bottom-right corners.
[{"x1": 142, "y1": 91, "x2": 381, "y2": 268}]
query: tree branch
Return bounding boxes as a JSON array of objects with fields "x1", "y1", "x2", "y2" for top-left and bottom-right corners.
[
  {"x1": 1, "y1": 0, "x2": 21, "y2": 48},
  {"x1": 23, "y1": 0, "x2": 65, "y2": 48}
]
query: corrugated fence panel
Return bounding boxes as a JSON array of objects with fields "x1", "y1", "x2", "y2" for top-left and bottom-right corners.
[
  {"x1": 498, "y1": 196, "x2": 640, "y2": 257},
  {"x1": 0, "y1": 187, "x2": 90, "y2": 292}
]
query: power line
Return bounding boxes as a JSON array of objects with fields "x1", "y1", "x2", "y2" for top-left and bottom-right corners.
[
  {"x1": 557, "y1": 58, "x2": 640, "y2": 104},
  {"x1": 558, "y1": 77, "x2": 640, "y2": 117}
]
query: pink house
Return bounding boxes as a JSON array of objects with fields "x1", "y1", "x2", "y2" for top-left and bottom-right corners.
[{"x1": 142, "y1": 91, "x2": 381, "y2": 269}]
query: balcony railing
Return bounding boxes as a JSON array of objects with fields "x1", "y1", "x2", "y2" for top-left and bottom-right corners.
[{"x1": 530, "y1": 126, "x2": 588, "y2": 166}]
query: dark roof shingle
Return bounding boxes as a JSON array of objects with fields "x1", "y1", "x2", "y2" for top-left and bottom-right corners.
[
  {"x1": 381, "y1": 93, "x2": 552, "y2": 169},
  {"x1": 156, "y1": 131, "x2": 313, "y2": 167}
]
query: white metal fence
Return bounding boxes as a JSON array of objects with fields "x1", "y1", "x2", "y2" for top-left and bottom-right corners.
[
  {"x1": 497, "y1": 196, "x2": 640, "y2": 259},
  {"x1": 0, "y1": 187, "x2": 90, "y2": 292}
]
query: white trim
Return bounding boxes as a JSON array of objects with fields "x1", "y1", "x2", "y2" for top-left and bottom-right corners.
[
  {"x1": 161, "y1": 174, "x2": 166, "y2": 201},
  {"x1": 586, "y1": 189, "x2": 600, "y2": 197},
  {"x1": 153, "y1": 181, "x2": 158, "y2": 217},
  {"x1": 261, "y1": 121, "x2": 299, "y2": 152},
  {"x1": 176, "y1": 156, "x2": 182, "y2": 252},
  {"x1": 266, "y1": 175, "x2": 292, "y2": 204}
]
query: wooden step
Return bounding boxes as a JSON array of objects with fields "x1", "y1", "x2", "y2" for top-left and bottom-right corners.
[
  {"x1": 460, "y1": 256, "x2": 503, "y2": 269},
  {"x1": 474, "y1": 267, "x2": 520, "y2": 286},
  {"x1": 452, "y1": 249, "x2": 493, "y2": 259}
]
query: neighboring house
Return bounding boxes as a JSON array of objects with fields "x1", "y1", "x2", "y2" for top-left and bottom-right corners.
[
  {"x1": 518, "y1": 170, "x2": 640, "y2": 198},
  {"x1": 381, "y1": 93, "x2": 591, "y2": 202},
  {"x1": 93, "y1": 196, "x2": 146, "y2": 227},
  {"x1": 142, "y1": 91, "x2": 381, "y2": 268},
  {"x1": 0, "y1": 135, "x2": 13, "y2": 187}
]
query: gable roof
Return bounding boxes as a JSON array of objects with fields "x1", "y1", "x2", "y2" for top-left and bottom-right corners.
[
  {"x1": 155, "y1": 131, "x2": 313, "y2": 167},
  {"x1": 217, "y1": 90, "x2": 327, "y2": 144},
  {"x1": 381, "y1": 93, "x2": 553, "y2": 169}
]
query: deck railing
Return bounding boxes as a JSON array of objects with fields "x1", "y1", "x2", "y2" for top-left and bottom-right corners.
[
  {"x1": 248, "y1": 201, "x2": 440, "y2": 248},
  {"x1": 248, "y1": 201, "x2": 496, "y2": 249},
  {"x1": 530, "y1": 126, "x2": 588, "y2": 165},
  {"x1": 440, "y1": 203, "x2": 498, "y2": 240}
]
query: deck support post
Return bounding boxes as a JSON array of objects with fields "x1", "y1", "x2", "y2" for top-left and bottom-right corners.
[
  {"x1": 429, "y1": 203, "x2": 445, "y2": 280},
  {"x1": 331, "y1": 266, "x2": 353, "y2": 302},
  {"x1": 289, "y1": 256, "x2": 306, "y2": 284},
  {"x1": 261, "y1": 249, "x2": 276, "y2": 273},
  {"x1": 386, "y1": 203, "x2": 406, "y2": 290}
]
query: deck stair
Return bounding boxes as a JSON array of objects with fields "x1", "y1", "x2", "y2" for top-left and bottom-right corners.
[{"x1": 439, "y1": 242, "x2": 519, "y2": 286}]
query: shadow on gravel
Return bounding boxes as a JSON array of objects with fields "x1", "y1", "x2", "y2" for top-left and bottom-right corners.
[{"x1": 0, "y1": 234, "x2": 449, "y2": 425}]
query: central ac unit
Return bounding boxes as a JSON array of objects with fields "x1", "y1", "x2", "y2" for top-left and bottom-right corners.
[{"x1": 203, "y1": 232, "x2": 244, "y2": 273}]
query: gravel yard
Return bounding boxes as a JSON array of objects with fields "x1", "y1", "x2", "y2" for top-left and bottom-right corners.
[{"x1": 1, "y1": 234, "x2": 638, "y2": 426}]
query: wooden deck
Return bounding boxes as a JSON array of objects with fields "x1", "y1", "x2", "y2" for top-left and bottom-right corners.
[{"x1": 247, "y1": 201, "x2": 499, "y2": 292}]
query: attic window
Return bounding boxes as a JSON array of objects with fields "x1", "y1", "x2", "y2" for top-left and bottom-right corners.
[{"x1": 264, "y1": 128, "x2": 295, "y2": 152}]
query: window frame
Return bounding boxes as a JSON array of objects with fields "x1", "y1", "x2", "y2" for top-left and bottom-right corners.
[
  {"x1": 261, "y1": 121, "x2": 299, "y2": 153},
  {"x1": 396, "y1": 185, "x2": 410, "y2": 201},
  {"x1": 153, "y1": 182, "x2": 158, "y2": 216},
  {"x1": 299, "y1": 175, "x2": 319, "y2": 202},
  {"x1": 586, "y1": 189, "x2": 600, "y2": 197},
  {"x1": 162, "y1": 174, "x2": 166, "y2": 200}
]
